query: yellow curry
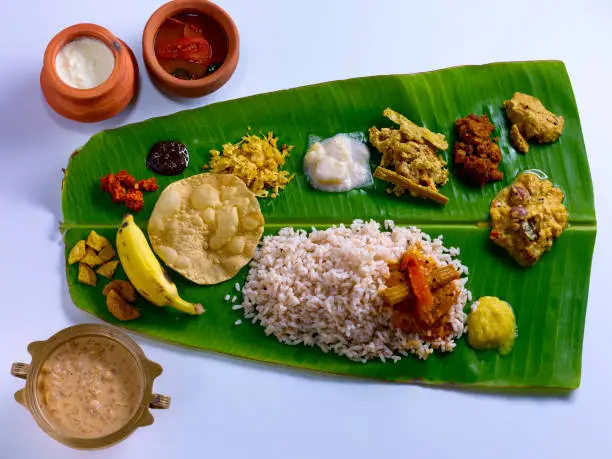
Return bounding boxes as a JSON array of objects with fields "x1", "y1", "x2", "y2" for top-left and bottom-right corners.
[{"x1": 490, "y1": 172, "x2": 568, "y2": 267}]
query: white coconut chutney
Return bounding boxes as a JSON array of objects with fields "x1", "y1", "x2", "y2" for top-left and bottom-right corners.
[{"x1": 303, "y1": 134, "x2": 373, "y2": 192}]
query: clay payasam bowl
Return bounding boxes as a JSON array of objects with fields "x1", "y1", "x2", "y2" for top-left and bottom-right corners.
[
  {"x1": 40, "y1": 23, "x2": 138, "y2": 123},
  {"x1": 142, "y1": 0, "x2": 239, "y2": 98}
]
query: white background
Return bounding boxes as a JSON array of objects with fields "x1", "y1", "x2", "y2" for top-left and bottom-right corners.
[{"x1": 1, "y1": 0, "x2": 611, "y2": 458}]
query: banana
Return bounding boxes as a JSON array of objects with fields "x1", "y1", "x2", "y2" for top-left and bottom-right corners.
[{"x1": 116, "y1": 214, "x2": 204, "y2": 315}]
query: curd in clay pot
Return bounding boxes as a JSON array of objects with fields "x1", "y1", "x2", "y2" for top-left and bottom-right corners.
[{"x1": 41, "y1": 24, "x2": 138, "y2": 123}]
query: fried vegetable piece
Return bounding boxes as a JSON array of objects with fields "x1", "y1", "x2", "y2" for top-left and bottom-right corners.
[
  {"x1": 374, "y1": 167, "x2": 448, "y2": 205},
  {"x1": 97, "y1": 260, "x2": 119, "y2": 279},
  {"x1": 504, "y1": 93, "x2": 564, "y2": 153},
  {"x1": 86, "y1": 230, "x2": 110, "y2": 251},
  {"x1": 453, "y1": 114, "x2": 503, "y2": 186},
  {"x1": 369, "y1": 108, "x2": 449, "y2": 202},
  {"x1": 77, "y1": 263, "x2": 97, "y2": 286},
  {"x1": 68, "y1": 240, "x2": 87, "y2": 265},
  {"x1": 103, "y1": 280, "x2": 138, "y2": 302},
  {"x1": 106, "y1": 289, "x2": 140, "y2": 321},
  {"x1": 98, "y1": 244, "x2": 116, "y2": 263},
  {"x1": 81, "y1": 247, "x2": 103, "y2": 267}
]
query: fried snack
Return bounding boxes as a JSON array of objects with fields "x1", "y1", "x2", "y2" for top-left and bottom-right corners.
[
  {"x1": 369, "y1": 108, "x2": 449, "y2": 202},
  {"x1": 97, "y1": 260, "x2": 120, "y2": 279},
  {"x1": 86, "y1": 230, "x2": 110, "y2": 251},
  {"x1": 81, "y1": 247, "x2": 103, "y2": 267},
  {"x1": 206, "y1": 132, "x2": 294, "y2": 198},
  {"x1": 504, "y1": 93, "x2": 564, "y2": 153},
  {"x1": 453, "y1": 114, "x2": 503, "y2": 186},
  {"x1": 98, "y1": 244, "x2": 116, "y2": 263},
  {"x1": 148, "y1": 173, "x2": 265, "y2": 285},
  {"x1": 68, "y1": 240, "x2": 87, "y2": 265},
  {"x1": 77, "y1": 263, "x2": 97, "y2": 286},
  {"x1": 103, "y1": 279, "x2": 138, "y2": 302},
  {"x1": 106, "y1": 289, "x2": 140, "y2": 321}
]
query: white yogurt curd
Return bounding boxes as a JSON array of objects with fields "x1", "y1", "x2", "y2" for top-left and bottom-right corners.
[
  {"x1": 55, "y1": 37, "x2": 115, "y2": 89},
  {"x1": 303, "y1": 134, "x2": 373, "y2": 192}
]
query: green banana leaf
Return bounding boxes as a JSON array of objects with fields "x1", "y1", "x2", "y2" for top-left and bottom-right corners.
[{"x1": 62, "y1": 60, "x2": 596, "y2": 389}]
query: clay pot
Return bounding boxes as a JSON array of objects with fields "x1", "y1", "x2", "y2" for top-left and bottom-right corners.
[
  {"x1": 142, "y1": 0, "x2": 239, "y2": 98},
  {"x1": 41, "y1": 24, "x2": 138, "y2": 123}
]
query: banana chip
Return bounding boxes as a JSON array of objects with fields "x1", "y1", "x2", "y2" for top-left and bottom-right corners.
[{"x1": 148, "y1": 173, "x2": 264, "y2": 285}]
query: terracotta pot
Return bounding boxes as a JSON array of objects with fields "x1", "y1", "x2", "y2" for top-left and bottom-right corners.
[
  {"x1": 143, "y1": 0, "x2": 239, "y2": 98},
  {"x1": 41, "y1": 24, "x2": 138, "y2": 123}
]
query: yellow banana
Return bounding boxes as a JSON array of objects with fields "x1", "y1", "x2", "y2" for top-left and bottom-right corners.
[{"x1": 116, "y1": 214, "x2": 204, "y2": 315}]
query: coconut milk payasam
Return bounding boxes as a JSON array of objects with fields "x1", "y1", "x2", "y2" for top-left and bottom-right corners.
[{"x1": 11, "y1": 325, "x2": 170, "y2": 449}]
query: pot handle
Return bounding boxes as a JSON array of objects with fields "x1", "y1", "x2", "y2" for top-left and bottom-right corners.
[
  {"x1": 11, "y1": 363, "x2": 29, "y2": 380},
  {"x1": 149, "y1": 393, "x2": 171, "y2": 409}
]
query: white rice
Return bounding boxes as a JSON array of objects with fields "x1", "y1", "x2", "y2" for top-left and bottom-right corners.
[
  {"x1": 224, "y1": 294, "x2": 231, "y2": 301},
  {"x1": 241, "y1": 220, "x2": 470, "y2": 362}
]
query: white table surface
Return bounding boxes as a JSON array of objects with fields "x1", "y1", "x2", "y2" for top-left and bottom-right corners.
[{"x1": 1, "y1": 0, "x2": 611, "y2": 457}]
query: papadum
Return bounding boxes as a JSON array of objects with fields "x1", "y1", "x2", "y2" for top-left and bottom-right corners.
[{"x1": 148, "y1": 173, "x2": 264, "y2": 285}]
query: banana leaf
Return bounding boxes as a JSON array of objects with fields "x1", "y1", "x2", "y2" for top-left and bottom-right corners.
[{"x1": 62, "y1": 61, "x2": 596, "y2": 389}]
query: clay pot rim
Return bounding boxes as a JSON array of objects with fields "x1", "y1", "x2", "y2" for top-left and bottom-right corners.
[
  {"x1": 142, "y1": 0, "x2": 239, "y2": 93},
  {"x1": 43, "y1": 23, "x2": 124, "y2": 100}
]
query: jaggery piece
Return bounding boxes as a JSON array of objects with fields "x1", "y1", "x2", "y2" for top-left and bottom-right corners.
[
  {"x1": 106, "y1": 289, "x2": 140, "y2": 321},
  {"x1": 103, "y1": 280, "x2": 138, "y2": 303}
]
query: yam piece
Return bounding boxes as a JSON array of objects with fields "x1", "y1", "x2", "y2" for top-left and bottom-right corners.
[
  {"x1": 77, "y1": 263, "x2": 97, "y2": 286},
  {"x1": 98, "y1": 244, "x2": 116, "y2": 263},
  {"x1": 106, "y1": 289, "x2": 140, "y2": 321},
  {"x1": 68, "y1": 240, "x2": 87, "y2": 265},
  {"x1": 86, "y1": 230, "x2": 110, "y2": 251},
  {"x1": 97, "y1": 260, "x2": 119, "y2": 279},
  {"x1": 103, "y1": 280, "x2": 138, "y2": 302},
  {"x1": 81, "y1": 248, "x2": 103, "y2": 267}
]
